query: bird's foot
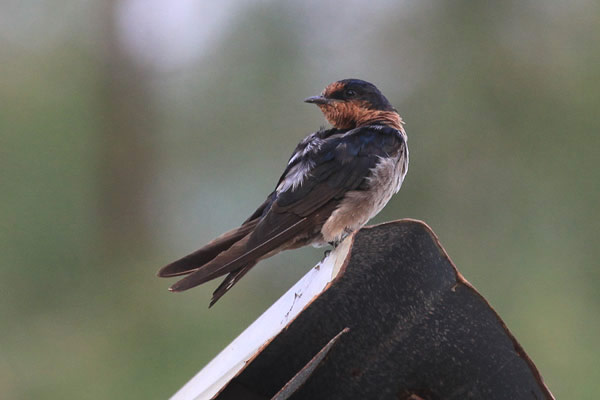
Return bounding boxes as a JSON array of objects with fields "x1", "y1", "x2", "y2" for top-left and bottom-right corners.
[{"x1": 329, "y1": 229, "x2": 354, "y2": 248}]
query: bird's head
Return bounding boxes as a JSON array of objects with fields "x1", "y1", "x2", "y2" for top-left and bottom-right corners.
[{"x1": 304, "y1": 79, "x2": 403, "y2": 131}]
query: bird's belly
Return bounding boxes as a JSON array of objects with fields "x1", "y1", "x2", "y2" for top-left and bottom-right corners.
[{"x1": 320, "y1": 154, "x2": 407, "y2": 244}]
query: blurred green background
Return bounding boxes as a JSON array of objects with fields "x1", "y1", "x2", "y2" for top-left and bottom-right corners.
[{"x1": 2, "y1": 1, "x2": 598, "y2": 398}]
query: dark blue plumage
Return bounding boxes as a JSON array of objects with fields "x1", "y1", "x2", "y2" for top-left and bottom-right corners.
[{"x1": 158, "y1": 79, "x2": 409, "y2": 306}]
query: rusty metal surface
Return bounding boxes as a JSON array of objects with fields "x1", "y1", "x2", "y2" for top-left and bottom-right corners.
[
  {"x1": 214, "y1": 219, "x2": 554, "y2": 400},
  {"x1": 272, "y1": 328, "x2": 349, "y2": 400}
]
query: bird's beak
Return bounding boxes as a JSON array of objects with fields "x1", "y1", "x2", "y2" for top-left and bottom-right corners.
[{"x1": 304, "y1": 95, "x2": 331, "y2": 105}]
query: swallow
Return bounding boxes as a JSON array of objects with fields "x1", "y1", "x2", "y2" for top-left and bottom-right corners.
[{"x1": 158, "y1": 79, "x2": 409, "y2": 307}]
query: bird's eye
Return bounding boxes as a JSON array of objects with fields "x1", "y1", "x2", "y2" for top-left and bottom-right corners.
[{"x1": 345, "y1": 89, "x2": 356, "y2": 98}]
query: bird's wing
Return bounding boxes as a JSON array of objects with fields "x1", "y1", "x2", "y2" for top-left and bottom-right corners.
[
  {"x1": 271, "y1": 127, "x2": 343, "y2": 190},
  {"x1": 269, "y1": 125, "x2": 405, "y2": 217},
  {"x1": 168, "y1": 126, "x2": 406, "y2": 298},
  {"x1": 156, "y1": 194, "x2": 275, "y2": 278},
  {"x1": 159, "y1": 128, "x2": 342, "y2": 279}
]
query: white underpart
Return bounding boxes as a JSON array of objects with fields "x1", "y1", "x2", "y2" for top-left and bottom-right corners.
[
  {"x1": 319, "y1": 129, "x2": 408, "y2": 244},
  {"x1": 363, "y1": 127, "x2": 409, "y2": 215},
  {"x1": 366, "y1": 149, "x2": 408, "y2": 218}
]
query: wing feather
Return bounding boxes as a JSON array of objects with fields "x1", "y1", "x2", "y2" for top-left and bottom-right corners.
[{"x1": 160, "y1": 125, "x2": 406, "y2": 306}]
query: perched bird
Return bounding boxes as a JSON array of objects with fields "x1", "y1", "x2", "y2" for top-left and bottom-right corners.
[{"x1": 158, "y1": 79, "x2": 409, "y2": 306}]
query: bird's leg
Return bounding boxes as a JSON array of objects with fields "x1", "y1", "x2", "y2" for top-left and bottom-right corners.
[{"x1": 327, "y1": 228, "x2": 354, "y2": 250}]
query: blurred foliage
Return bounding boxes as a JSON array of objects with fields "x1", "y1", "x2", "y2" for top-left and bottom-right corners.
[{"x1": 1, "y1": 1, "x2": 599, "y2": 398}]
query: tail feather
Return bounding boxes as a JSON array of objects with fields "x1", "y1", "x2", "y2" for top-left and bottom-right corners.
[
  {"x1": 168, "y1": 217, "x2": 310, "y2": 293},
  {"x1": 157, "y1": 220, "x2": 259, "y2": 278},
  {"x1": 209, "y1": 264, "x2": 256, "y2": 307}
]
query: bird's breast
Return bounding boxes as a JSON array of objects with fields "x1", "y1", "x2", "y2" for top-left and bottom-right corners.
[{"x1": 320, "y1": 145, "x2": 408, "y2": 244}]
